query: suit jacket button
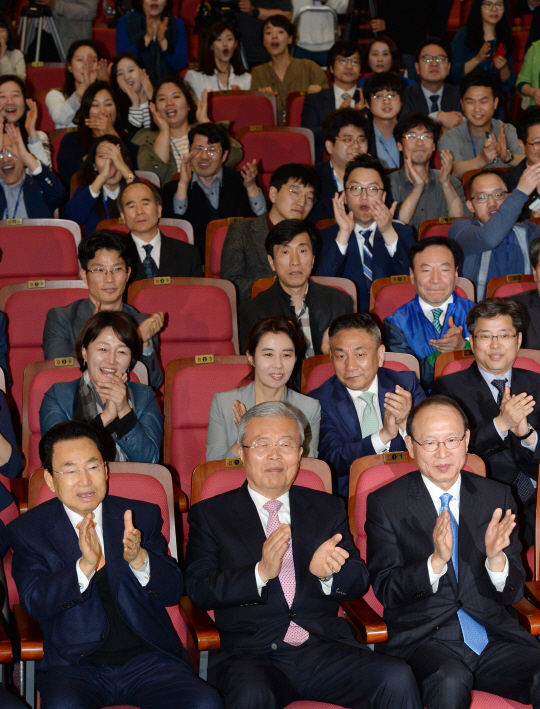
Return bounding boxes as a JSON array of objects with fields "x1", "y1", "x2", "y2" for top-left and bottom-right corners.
[
  {"x1": 100, "y1": 633, "x2": 105, "y2": 640},
  {"x1": 288, "y1": 611, "x2": 296, "y2": 619},
  {"x1": 457, "y1": 600, "x2": 463, "y2": 608},
  {"x1": 79, "y1": 652, "x2": 86, "y2": 657},
  {"x1": 271, "y1": 643, "x2": 277, "y2": 650},
  {"x1": 435, "y1": 626, "x2": 439, "y2": 631}
]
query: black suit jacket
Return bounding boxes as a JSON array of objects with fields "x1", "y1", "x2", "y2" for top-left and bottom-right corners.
[
  {"x1": 238, "y1": 277, "x2": 354, "y2": 354},
  {"x1": 4, "y1": 495, "x2": 186, "y2": 677},
  {"x1": 126, "y1": 232, "x2": 203, "y2": 286},
  {"x1": 515, "y1": 0, "x2": 540, "y2": 49},
  {"x1": 400, "y1": 82, "x2": 462, "y2": 120},
  {"x1": 366, "y1": 470, "x2": 537, "y2": 659},
  {"x1": 308, "y1": 161, "x2": 339, "y2": 225},
  {"x1": 431, "y1": 363, "x2": 540, "y2": 486},
  {"x1": 508, "y1": 289, "x2": 540, "y2": 350},
  {"x1": 185, "y1": 482, "x2": 370, "y2": 660},
  {"x1": 161, "y1": 167, "x2": 256, "y2": 259}
]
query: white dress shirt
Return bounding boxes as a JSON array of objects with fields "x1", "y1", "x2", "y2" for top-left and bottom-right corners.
[
  {"x1": 336, "y1": 221, "x2": 398, "y2": 259},
  {"x1": 63, "y1": 502, "x2": 150, "y2": 593},
  {"x1": 477, "y1": 366, "x2": 538, "y2": 460},
  {"x1": 421, "y1": 475, "x2": 508, "y2": 592},
  {"x1": 132, "y1": 229, "x2": 162, "y2": 269},
  {"x1": 333, "y1": 83, "x2": 356, "y2": 110},
  {"x1": 247, "y1": 485, "x2": 332, "y2": 594},
  {"x1": 345, "y1": 374, "x2": 406, "y2": 453}
]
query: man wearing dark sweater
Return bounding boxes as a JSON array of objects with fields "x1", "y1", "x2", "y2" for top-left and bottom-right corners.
[
  {"x1": 238, "y1": 220, "x2": 354, "y2": 357},
  {"x1": 162, "y1": 122, "x2": 266, "y2": 260}
]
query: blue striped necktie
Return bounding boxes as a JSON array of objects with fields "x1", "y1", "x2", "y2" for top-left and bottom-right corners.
[
  {"x1": 361, "y1": 229, "x2": 373, "y2": 281},
  {"x1": 439, "y1": 493, "x2": 489, "y2": 655}
]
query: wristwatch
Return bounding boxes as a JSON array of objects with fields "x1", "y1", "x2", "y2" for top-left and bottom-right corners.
[
  {"x1": 505, "y1": 149, "x2": 514, "y2": 164},
  {"x1": 513, "y1": 424, "x2": 535, "y2": 441},
  {"x1": 251, "y1": 7, "x2": 260, "y2": 16},
  {"x1": 318, "y1": 575, "x2": 333, "y2": 583}
]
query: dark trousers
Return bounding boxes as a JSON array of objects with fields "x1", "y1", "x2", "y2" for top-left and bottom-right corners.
[
  {"x1": 217, "y1": 637, "x2": 422, "y2": 709},
  {"x1": 0, "y1": 685, "x2": 26, "y2": 709},
  {"x1": 408, "y1": 637, "x2": 540, "y2": 709},
  {"x1": 37, "y1": 651, "x2": 224, "y2": 709}
]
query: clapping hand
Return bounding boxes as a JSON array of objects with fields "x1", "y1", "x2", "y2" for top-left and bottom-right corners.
[
  {"x1": 485, "y1": 508, "x2": 515, "y2": 572},
  {"x1": 96, "y1": 371, "x2": 130, "y2": 425},
  {"x1": 432, "y1": 510, "x2": 452, "y2": 574},
  {"x1": 429, "y1": 316, "x2": 465, "y2": 352},
  {"x1": 138, "y1": 312, "x2": 164, "y2": 347},
  {"x1": 332, "y1": 191, "x2": 354, "y2": 238},
  {"x1": 123, "y1": 510, "x2": 147, "y2": 568},
  {"x1": 232, "y1": 399, "x2": 247, "y2": 426},
  {"x1": 78, "y1": 513, "x2": 103, "y2": 577},
  {"x1": 309, "y1": 533, "x2": 349, "y2": 578},
  {"x1": 258, "y1": 524, "x2": 291, "y2": 582}
]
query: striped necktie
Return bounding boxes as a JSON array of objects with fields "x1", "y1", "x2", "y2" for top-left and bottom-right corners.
[
  {"x1": 361, "y1": 229, "x2": 373, "y2": 281},
  {"x1": 431, "y1": 308, "x2": 443, "y2": 335}
]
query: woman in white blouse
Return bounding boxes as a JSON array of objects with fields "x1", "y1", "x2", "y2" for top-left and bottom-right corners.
[
  {"x1": 45, "y1": 40, "x2": 109, "y2": 130},
  {"x1": 185, "y1": 21, "x2": 251, "y2": 101},
  {"x1": 0, "y1": 75, "x2": 50, "y2": 167},
  {"x1": 0, "y1": 12, "x2": 25, "y2": 79}
]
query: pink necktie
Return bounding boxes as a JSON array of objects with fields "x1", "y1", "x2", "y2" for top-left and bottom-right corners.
[{"x1": 263, "y1": 499, "x2": 309, "y2": 646}]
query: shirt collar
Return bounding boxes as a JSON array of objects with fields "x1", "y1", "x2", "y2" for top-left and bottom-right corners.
[
  {"x1": 420, "y1": 83, "x2": 443, "y2": 102},
  {"x1": 418, "y1": 293, "x2": 454, "y2": 318},
  {"x1": 478, "y1": 366, "x2": 513, "y2": 390},
  {"x1": 346, "y1": 373, "x2": 378, "y2": 401},
  {"x1": 131, "y1": 229, "x2": 161, "y2": 250},
  {"x1": 192, "y1": 168, "x2": 223, "y2": 189},
  {"x1": 288, "y1": 280, "x2": 309, "y2": 308},
  {"x1": 63, "y1": 501, "x2": 103, "y2": 534},
  {"x1": 247, "y1": 485, "x2": 290, "y2": 514},
  {"x1": 422, "y1": 473, "x2": 461, "y2": 509},
  {"x1": 103, "y1": 184, "x2": 120, "y2": 201},
  {"x1": 354, "y1": 221, "x2": 376, "y2": 239}
]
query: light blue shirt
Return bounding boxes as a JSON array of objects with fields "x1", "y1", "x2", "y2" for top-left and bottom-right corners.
[{"x1": 373, "y1": 123, "x2": 400, "y2": 169}]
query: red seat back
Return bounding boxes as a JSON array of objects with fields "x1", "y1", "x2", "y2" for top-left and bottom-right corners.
[
  {"x1": 492, "y1": 282, "x2": 536, "y2": 298},
  {"x1": 200, "y1": 468, "x2": 325, "y2": 500},
  {"x1": 420, "y1": 224, "x2": 451, "y2": 239},
  {"x1": 91, "y1": 26, "x2": 116, "y2": 59},
  {"x1": 97, "y1": 221, "x2": 190, "y2": 244},
  {"x1": 0, "y1": 227, "x2": 78, "y2": 289},
  {"x1": 25, "y1": 64, "x2": 65, "y2": 96},
  {"x1": 131, "y1": 284, "x2": 237, "y2": 369},
  {"x1": 440, "y1": 355, "x2": 540, "y2": 378},
  {"x1": 372, "y1": 284, "x2": 468, "y2": 324},
  {"x1": 287, "y1": 94, "x2": 305, "y2": 126},
  {"x1": 208, "y1": 224, "x2": 229, "y2": 279},
  {"x1": 5, "y1": 287, "x2": 87, "y2": 416},
  {"x1": 209, "y1": 94, "x2": 275, "y2": 132},
  {"x1": 304, "y1": 361, "x2": 414, "y2": 394}
]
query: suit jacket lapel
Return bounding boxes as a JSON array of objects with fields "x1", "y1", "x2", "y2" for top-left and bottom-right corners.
[
  {"x1": 157, "y1": 235, "x2": 172, "y2": 277},
  {"x1": 102, "y1": 496, "x2": 128, "y2": 596},
  {"x1": 44, "y1": 498, "x2": 85, "y2": 565},
  {"x1": 229, "y1": 483, "x2": 268, "y2": 562},
  {"x1": 526, "y1": 293, "x2": 540, "y2": 349},
  {"x1": 469, "y1": 362, "x2": 500, "y2": 418},
  {"x1": 331, "y1": 376, "x2": 362, "y2": 438},
  {"x1": 289, "y1": 486, "x2": 316, "y2": 608},
  {"x1": 73, "y1": 299, "x2": 94, "y2": 337},
  {"x1": 456, "y1": 472, "x2": 478, "y2": 594}
]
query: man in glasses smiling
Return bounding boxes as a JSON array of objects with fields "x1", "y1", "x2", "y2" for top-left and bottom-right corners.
[
  {"x1": 448, "y1": 166, "x2": 540, "y2": 299},
  {"x1": 432, "y1": 298, "x2": 540, "y2": 545}
]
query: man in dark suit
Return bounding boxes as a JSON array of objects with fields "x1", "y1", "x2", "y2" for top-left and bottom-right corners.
[
  {"x1": 366, "y1": 395, "x2": 540, "y2": 709},
  {"x1": 316, "y1": 154, "x2": 414, "y2": 313},
  {"x1": 515, "y1": 0, "x2": 540, "y2": 50},
  {"x1": 309, "y1": 312, "x2": 425, "y2": 496},
  {"x1": 400, "y1": 38, "x2": 463, "y2": 130},
  {"x1": 301, "y1": 40, "x2": 364, "y2": 162},
  {"x1": 221, "y1": 164, "x2": 320, "y2": 303},
  {"x1": 119, "y1": 181, "x2": 202, "y2": 285},
  {"x1": 43, "y1": 230, "x2": 164, "y2": 389},
  {"x1": 508, "y1": 237, "x2": 540, "y2": 349},
  {"x1": 2, "y1": 420, "x2": 223, "y2": 709},
  {"x1": 308, "y1": 108, "x2": 370, "y2": 225},
  {"x1": 238, "y1": 219, "x2": 354, "y2": 354},
  {"x1": 506, "y1": 107, "x2": 540, "y2": 221},
  {"x1": 185, "y1": 400, "x2": 423, "y2": 709},
  {"x1": 431, "y1": 298, "x2": 540, "y2": 545},
  {"x1": 161, "y1": 123, "x2": 266, "y2": 261}
]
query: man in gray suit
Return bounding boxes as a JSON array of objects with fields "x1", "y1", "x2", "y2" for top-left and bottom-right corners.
[
  {"x1": 221, "y1": 164, "x2": 321, "y2": 303},
  {"x1": 42, "y1": 230, "x2": 164, "y2": 388}
]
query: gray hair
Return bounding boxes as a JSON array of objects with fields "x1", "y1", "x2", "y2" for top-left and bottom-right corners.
[{"x1": 237, "y1": 401, "x2": 305, "y2": 447}]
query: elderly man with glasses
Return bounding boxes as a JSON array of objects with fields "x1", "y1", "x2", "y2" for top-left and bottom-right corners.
[
  {"x1": 432, "y1": 298, "x2": 540, "y2": 546},
  {"x1": 316, "y1": 154, "x2": 414, "y2": 312},
  {"x1": 366, "y1": 393, "x2": 540, "y2": 709},
  {"x1": 448, "y1": 165, "x2": 540, "y2": 300},
  {"x1": 185, "y1": 400, "x2": 423, "y2": 709},
  {"x1": 163, "y1": 122, "x2": 266, "y2": 262}
]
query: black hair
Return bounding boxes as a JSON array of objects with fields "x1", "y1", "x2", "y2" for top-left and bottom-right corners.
[
  {"x1": 530, "y1": 236, "x2": 540, "y2": 270},
  {"x1": 40, "y1": 420, "x2": 108, "y2": 474},
  {"x1": 464, "y1": 0, "x2": 513, "y2": 54},
  {"x1": 322, "y1": 107, "x2": 370, "y2": 145},
  {"x1": 365, "y1": 35, "x2": 402, "y2": 74},
  {"x1": 459, "y1": 69, "x2": 499, "y2": 99},
  {"x1": 74, "y1": 310, "x2": 142, "y2": 371},
  {"x1": 466, "y1": 297, "x2": 524, "y2": 334},
  {"x1": 343, "y1": 154, "x2": 387, "y2": 190},
  {"x1": 131, "y1": 0, "x2": 173, "y2": 10},
  {"x1": 78, "y1": 229, "x2": 132, "y2": 270},
  {"x1": 467, "y1": 168, "x2": 510, "y2": 197},
  {"x1": 328, "y1": 312, "x2": 382, "y2": 348},
  {"x1": 327, "y1": 40, "x2": 362, "y2": 78},
  {"x1": 243, "y1": 316, "x2": 304, "y2": 383},
  {"x1": 265, "y1": 218, "x2": 317, "y2": 257},
  {"x1": 75, "y1": 81, "x2": 126, "y2": 153},
  {"x1": 119, "y1": 179, "x2": 162, "y2": 209},
  {"x1": 406, "y1": 395, "x2": 469, "y2": 438},
  {"x1": 407, "y1": 236, "x2": 464, "y2": 270},
  {"x1": 0, "y1": 11, "x2": 18, "y2": 52},
  {"x1": 516, "y1": 106, "x2": 540, "y2": 143},
  {"x1": 394, "y1": 112, "x2": 439, "y2": 144},
  {"x1": 269, "y1": 163, "x2": 321, "y2": 197},
  {"x1": 364, "y1": 71, "x2": 404, "y2": 102},
  {"x1": 414, "y1": 36, "x2": 452, "y2": 64},
  {"x1": 263, "y1": 14, "x2": 296, "y2": 43},
  {"x1": 188, "y1": 121, "x2": 230, "y2": 153},
  {"x1": 62, "y1": 39, "x2": 102, "y2": 99},
  {"x1": 151, "y1": 76, "x2": 197, "y2": 128},
  {"x1": 199, "y1": 21, "x2": 247, "y2": 76}
]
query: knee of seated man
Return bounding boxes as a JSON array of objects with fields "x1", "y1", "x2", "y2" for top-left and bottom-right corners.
[
  {"x1": 424, "y1": 661, "x2": 473, "y2": 691},
  {"x1": 378, "y1": 656, "x2": 420, "y2": 691}
]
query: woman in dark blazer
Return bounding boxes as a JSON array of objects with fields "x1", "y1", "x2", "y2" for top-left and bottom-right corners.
[
  {"x1": 40, "y1": 311, "x2": 162, "y2": 463},
  {"x1": 206, "y1": 317, "x2": 320, "y2": 461}
]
